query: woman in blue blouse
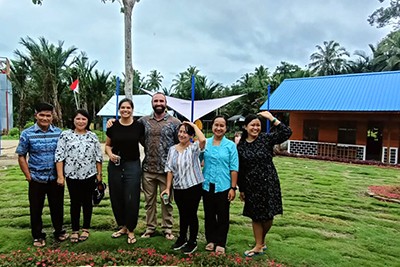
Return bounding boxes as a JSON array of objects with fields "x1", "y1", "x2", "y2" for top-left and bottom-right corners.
[
  {"x1": 55, "y1": 109, "x2": 103, "y2": 243},
  {"x1": 202, "y1": 115, "x2": 239, "y2": 254}
]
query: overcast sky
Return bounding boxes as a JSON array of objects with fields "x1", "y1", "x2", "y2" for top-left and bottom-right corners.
[{"x1": 0, "y1": 0, "x2": 392, "y2": 88}]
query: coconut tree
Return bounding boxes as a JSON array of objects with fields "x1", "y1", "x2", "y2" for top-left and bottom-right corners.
[
  {"x1": 145, "y1": 70, "x2": 164, "y2": 91},
  {"x1": 69, "y1": 52, "x2": 99, "y2": 110},
  {"x1": 32, "y1": 0, "x2": 141, "y2": 99},
  {"x1": 346, "y1": 46, "x2": 376, "y2": 74},
  {"x1": 171, "y1": 66, "x2": 201, "y2": 99},
  {"x1": 10, "y1": 56, "x2": 32, "y2": 130},
  {"x1": 14, "y1": 36, "x2": 77, "y2": 126},
  {"x1": 309, "y1": 40, "x2": 350, "y2": 76}
]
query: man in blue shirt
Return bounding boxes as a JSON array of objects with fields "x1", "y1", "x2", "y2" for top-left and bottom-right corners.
[{"x1": 16, "y1": 103, "x2": 68, "y2": 247}]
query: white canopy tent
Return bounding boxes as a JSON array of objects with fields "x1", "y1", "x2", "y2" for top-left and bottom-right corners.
[{"x1": 97, "y1": 92, "x2": 245, "y2": 130}]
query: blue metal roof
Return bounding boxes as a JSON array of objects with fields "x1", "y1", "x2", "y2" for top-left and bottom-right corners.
[{"x1": 260, "y1": 71, "x2": 400, "y2": 112}]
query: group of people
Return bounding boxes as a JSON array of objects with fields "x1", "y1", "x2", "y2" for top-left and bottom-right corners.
[
  {"x1": 16, "y1": 92, "x2": 292, "y2": 257},
  {"x1": 16, "y1": 104, "x2": 102, "y2": 247}
]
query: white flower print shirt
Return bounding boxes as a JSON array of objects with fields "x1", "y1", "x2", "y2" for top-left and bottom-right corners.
[{"x1": 55, "y1": 130, "x2": 103, "y2": 180}]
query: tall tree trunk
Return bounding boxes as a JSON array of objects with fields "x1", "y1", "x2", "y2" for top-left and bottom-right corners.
[
  {"x1": 122, "y1": 0, "x2": 137, "y2": 99},
  {"x1": 18, "y1": 92, "x2": 26, "y2": 132},
  {"x1": 52, "y1": 82, "x2": 63, "y2": 128}
]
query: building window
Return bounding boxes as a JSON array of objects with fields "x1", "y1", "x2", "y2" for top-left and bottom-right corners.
[
  {"x1": 303, "y1": 120, "x2": 319, "y2": 141},
  {"x1": 337, "y1": 122, "x2": 356, "y2": 144}
]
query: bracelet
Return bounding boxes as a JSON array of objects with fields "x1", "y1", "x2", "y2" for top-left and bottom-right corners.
[
  {"x1": 97, "y1": 173, "x2": 102, "y2": 176},
  {"x1": 231, "y1": 186, "x2": 237, "y2": 191},
  {"x1": 271, "y1": 118, "x2": 277, "y2": 124}
]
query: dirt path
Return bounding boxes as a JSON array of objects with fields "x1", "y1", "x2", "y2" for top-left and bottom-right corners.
[
  {"x1": 0, "y1": 140, "x2": 19, "y2": 167},
  {"x1": 0, "y1": 140, "x2": 113, "y2": 168}
]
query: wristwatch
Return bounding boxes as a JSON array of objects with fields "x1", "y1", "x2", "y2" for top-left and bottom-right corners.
[{"x1": 231, "y1": 186, "x2": 237, "y2": 191}]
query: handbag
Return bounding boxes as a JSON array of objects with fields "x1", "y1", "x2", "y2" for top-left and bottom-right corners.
[{"x1": 93, "y1": 180, "x2": 107, "y2": 205}]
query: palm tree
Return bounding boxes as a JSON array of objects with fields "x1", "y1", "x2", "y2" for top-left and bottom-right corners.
[
  {"x1": 346, "y1": 47, "x2": 375, "y2": 74},
  {"x1": 70, "y1": 52, "x2": 98, "y2": 110},
  {"x1": 132, "y1": 69, "x2": 145, "y2": 94},
  {"x1": 10, "y1": 56, "x2": 32, "y2": 130},
  {"x1": 171, "y1": 66, "x2": 201, "y2": 99},
  {"x1": 88, "y1": 70, "x2": 112, "y2": 126},
  {"x1": 32, "y1": 0, "x2": 141, "y2": 99},
  {"x1": 15, "y1": 36, "x2": 77, "y2": 126},
  {"x1": 145, "y1": 70, "x2": 164, "y2": 91},
  {"x1": 373, "y1": 30, "x2": 400, "y2": 71},
  {"x1": 309, "y1": 40, "x2": 350, "y2": 76}
]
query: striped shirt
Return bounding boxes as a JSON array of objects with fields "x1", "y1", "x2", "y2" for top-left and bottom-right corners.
[
  {"x1": 15, "y1": 124, "x2": 61, "y2": 183},
  {"x1": 165, "y1": 141, "x2": 204, "y2": 190}
]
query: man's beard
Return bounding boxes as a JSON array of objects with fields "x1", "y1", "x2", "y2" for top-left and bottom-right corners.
[{"x1": 153, "y1": 106, "x2": 165, "y2": 114}]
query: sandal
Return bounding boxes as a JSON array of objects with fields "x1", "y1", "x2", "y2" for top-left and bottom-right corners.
[
  {"x1": 215, "y1": 246, "x2": 225, "y2": 254},
  {"x1": 244, "y1": 249, "x2": 265, "y2": 257},
  {"x1": 164, "y1": 232, "x2": 174, "y2": 240},
  {"x1": 127, "y1": 233, "x2": 137, "y2": 244},
  {"x1": 205, "y1": 242, "x2": 215, "y2": 251},
  {"x1": 70, "y1": 231, "x2": 79, "y2": 243},
  {"x1": 79, "y1": 229, "x2": 89, "y2": 242},
  {"x1": 262, "y1": 244, "x2": 268, "y2": 251},
  {"x1": 112, "y1": 229, "x2": 127, "y2": 238},
  {"x1": 141, "y1": 230, "x2": 155, "y2": 238},
  {"x1": 33, "y1": 238, "x2": 45, "y2": 247},
  {"x1": 56, "y1": 232, "x2": 69, "y2": 242}
]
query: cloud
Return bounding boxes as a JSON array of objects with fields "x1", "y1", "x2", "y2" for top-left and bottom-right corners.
[{"x1": 0, "y1": 0, "x2": 392, "y2": 88}]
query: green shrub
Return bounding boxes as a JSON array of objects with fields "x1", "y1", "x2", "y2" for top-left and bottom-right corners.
[
  {"x1": 92, "y1": 129, "x2": 106, "y2": 142},
  {"x1": 23, "y1": 122, "x2": 34, "y2": 129},
  {"x1": 8, "y1": 128, "x2": 19, "y2": 137}
]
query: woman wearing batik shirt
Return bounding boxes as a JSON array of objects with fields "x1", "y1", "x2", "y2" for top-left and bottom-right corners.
[
  {"x1": 55, "y1": 109, "x2": 103, "y2": 243},
  {"x1": 161, "y1": 121, "x2": 205, "y2": 255}
]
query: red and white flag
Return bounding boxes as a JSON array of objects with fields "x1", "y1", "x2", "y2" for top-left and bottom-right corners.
[{"x1": 70, "y1": 79, "x2": 79, "y2": 93}]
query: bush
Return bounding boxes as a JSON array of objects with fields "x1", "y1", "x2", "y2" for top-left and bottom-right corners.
[
  {"x1": 23, "y1": 122, "x2": 34, "y2": 130},
  {"x1": 8, "y1": 128, "x2": 19, "y2": 137},
  {"x1": 92, "y1": 129, "x2": 106, "y2": 142}
]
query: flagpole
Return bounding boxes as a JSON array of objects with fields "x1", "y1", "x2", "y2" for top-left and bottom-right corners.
[
  {"x1": 266, "y1": 84, "x2": 271, "y2": 133},
  {"x1": 73, "y1": 92, "x2": 79, "y2": 109},
  {"x1": 116, "y1": 77, "x2": 120, "y2": 120},
  {"x1": 191, "y1": 75, "x2": 195, "y2": 122}
]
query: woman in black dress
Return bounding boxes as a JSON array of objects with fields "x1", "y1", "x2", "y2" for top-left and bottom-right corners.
[{"x1": 237, "y1": 111, "x2": 292, "y2": 257}]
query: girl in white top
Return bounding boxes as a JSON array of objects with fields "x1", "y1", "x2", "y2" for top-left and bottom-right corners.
[{"x1": 162, "y1": 121, "x2": 205, "y2": 254}]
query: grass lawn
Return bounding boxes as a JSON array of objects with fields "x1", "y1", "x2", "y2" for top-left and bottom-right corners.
[{"x1": 0, "y1": 157, "x2": 399, "y2": 267}]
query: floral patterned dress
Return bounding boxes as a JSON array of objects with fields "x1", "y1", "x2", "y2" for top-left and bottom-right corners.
[{"x1": 237, "y1": 123, "x2": 292, "y2": 221}]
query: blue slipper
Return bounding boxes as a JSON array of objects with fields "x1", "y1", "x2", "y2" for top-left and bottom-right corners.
[{"x1": 244, "y1": 250, "x2": 265, "y2": 257}]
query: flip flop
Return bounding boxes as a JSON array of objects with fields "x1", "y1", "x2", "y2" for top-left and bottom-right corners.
[
  {"x1": 79, "y1": 229, "x2": 89, "y2": 242},
  {"x1": 205, "y1": 242, "x2": 215, "y2": 251},
  {"x1": 141, "y1": 231, "x2": 155, "y2": 238},
  {"x1": 33, "y1": 239, "x2": 45, "y2": 247},
  {"x1": 70, "y1": 232, "x2": 79, "y2": 243},
  {"x1": 164, "y1": 232, "x2": 174, "y2": 240},
  {"x1": 112, "y1": 229, "x2": 127, "y2": 238},
  {"x1": 244, "y1": 249, "x2": 265, "y2": 257},
  {"x1": 127, "y1": 234, "x2": 137, "y2": 244},
  {"x1": 56, "y1": 232, "x2": 69, "y2": 242},
  {"x1": 215, "y1": 246, "x2": 225, "y2": 254}
]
